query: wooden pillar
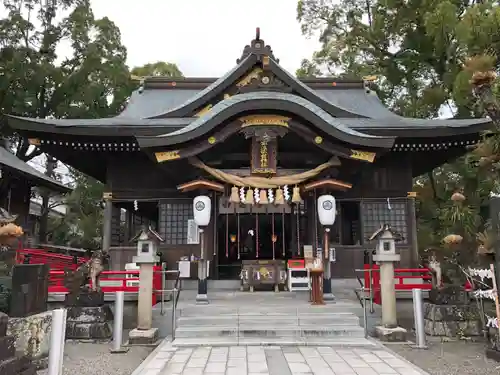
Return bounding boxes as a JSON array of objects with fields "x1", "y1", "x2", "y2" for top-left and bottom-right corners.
[
  {"x1": 102, "y1": 196, "x2": 112, "y2": 254},
  {"x1": 111, "y1": 206, "x2": 121, "y2": 246},
  {"x1": 406, "y1": 198, "x2": 419, "y2": 267}
]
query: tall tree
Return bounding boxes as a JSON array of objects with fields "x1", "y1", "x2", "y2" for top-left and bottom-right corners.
[
  {"x1": 0, "y1": 0, "x2": 136, "y2": 161},
  {"x1": 131, "y1": 61, "x2": 183, "y2": 78},
  {"x1": 296, "y1": 0, "x2": 500, "y2": 256},
  {"x1": 296, "y1": 0, "x2": 500, "y2": 118},
  {"x1": 48, "y1": 167, "x2": 104, "y2": 249}
]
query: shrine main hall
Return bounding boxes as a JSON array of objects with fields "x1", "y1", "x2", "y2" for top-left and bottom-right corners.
[{"x1": 6, "y1": 32, "x2": 491, "y2": 280}]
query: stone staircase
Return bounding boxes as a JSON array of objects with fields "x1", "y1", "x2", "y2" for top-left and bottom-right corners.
[{"x1": 171, "y1": 302, "x2": 377, "y2": 347}]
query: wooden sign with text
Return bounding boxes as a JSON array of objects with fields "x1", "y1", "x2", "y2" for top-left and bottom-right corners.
[{"x1": 251, "y1": 137, "x2": 277, "y2": 175}]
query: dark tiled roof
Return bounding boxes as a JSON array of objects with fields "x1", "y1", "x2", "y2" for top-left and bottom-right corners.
[
  {"x1": 137, "y1": 91, "x2": 396, "y2": 149},
  {"x1": 0, "y1": 147, "x2": 70, "y2": 192}
]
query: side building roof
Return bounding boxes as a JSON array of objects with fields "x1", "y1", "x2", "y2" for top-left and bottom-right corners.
[{"x1": 0, "y1": 147, "x2": 70, "y2": 193}]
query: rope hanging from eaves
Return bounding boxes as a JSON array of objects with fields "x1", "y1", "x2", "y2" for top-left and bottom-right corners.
[{"x1": 188, "y1": 157, "x2": 339, "y2": 189}]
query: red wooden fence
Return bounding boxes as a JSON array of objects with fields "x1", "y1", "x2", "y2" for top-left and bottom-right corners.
[
  {"x1": 16, "y1": 248, "x2": 164, "y2": 306},
  {"x1": 48, "y1": 267, "x2": 164, "y2": 305},
  {"x1": 363, "y1": 264, "x2": 433, "y2": 305}
]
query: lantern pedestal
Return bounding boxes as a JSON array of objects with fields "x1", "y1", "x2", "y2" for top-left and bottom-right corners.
[
  {"x1": 196, "y1": 229, "x2": 209, "y2": 304},
  {"x1": 128, "y1": 255, "x2": 159, "y2": 345},
  {"x1": 323, "y1": 259, "x2": 335, "y2": 301}
]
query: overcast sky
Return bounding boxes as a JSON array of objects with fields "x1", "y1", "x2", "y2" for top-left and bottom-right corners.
[{"x1": 89, "y1": 0, "x2": 320, "y2": 77}]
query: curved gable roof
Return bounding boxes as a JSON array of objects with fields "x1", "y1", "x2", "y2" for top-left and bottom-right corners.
[{"x1": 135, "y1": 91, "x2": 395, "y2": 149}]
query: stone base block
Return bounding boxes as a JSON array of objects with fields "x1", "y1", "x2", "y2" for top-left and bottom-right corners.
[
  {"x1": 7, "y1": 311, "x2": 52, "y2": 362},
  {"x1": 374, "y1": 326, "x2": 407, "y2": 342},
  {"x1": 66, "y1": 321, "x2": 112, "y2": 340},
  {"x1": 66, "y1": 305, "x2": 113, "y2": 340},
  {"x1": 128, "y1": 327, "x2": 159, "y2": 345},
  {"x1": 65, "y1": 290, "x2": 105, "y2": 307},
  {"x1": 486, "y1": 348, "x2": 500, "y2": 362},
  {"x1": 195, "y1": 294, "x2": 209, "y2": 304}
]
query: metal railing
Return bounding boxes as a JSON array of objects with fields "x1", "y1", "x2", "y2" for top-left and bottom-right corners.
[{"x1": 154, "y1": 268, "x2": 182, "y2": 340}]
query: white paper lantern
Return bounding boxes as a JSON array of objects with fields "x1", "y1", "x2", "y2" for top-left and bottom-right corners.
[
  {"x1": 193, "y1": 196, "x2": 211, "y2": 226},
  {"x1": 317, "y1": 195, "x2": 336, "y2": 226}
]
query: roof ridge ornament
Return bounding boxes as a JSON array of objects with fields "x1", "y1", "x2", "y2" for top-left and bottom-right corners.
[{"x1": 237, "y1": 27, "x2": 279, "y2": 64}]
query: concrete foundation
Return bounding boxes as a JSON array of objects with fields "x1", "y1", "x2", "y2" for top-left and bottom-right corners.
[
  {"x1": 128, "y1": 327, "x2": 159, "y2": 345},
  {"x1": 374, "y1": 325, "x2": 407, "y2": 342}
]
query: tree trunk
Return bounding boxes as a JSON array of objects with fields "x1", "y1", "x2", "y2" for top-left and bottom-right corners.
[{"x1": 38, "y1": 156, "x2": 57, "y2": 243}]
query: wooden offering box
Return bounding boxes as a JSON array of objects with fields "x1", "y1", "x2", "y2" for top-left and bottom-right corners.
[{"x1": 240, "y1": 259, "x2": 287, "y2": 292}]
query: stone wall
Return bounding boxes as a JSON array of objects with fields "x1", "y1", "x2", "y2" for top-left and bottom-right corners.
[
  {"x1": 7, "y1": 310, "x2": 52, "y2": 367},
  {"x1": 423, "y1": 302, "x2": 482, "y2": 337},
  {"x1": 0, "y1": 312, "x2": 36, "y2": 375}
]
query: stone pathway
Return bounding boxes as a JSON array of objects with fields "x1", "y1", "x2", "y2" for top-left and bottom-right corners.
[{"x1": 134, "y1": 341, "x2": 429, "y2": 375}]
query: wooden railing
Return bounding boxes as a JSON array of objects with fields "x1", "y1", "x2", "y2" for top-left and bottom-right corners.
[{"x1": 48, "y1": 267, "x2": 164, "y2": 305}]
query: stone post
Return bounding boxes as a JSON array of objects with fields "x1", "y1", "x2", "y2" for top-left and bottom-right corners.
[
  {"x1": 322, "y1": 228, "x2": 335, "y2": 301},
  {"x1": 196, "y1": 228, "x2": 209, "y2": 304},
  {"x1": 378, "y1": 260, "x2": 397, "y2": 327},
  {"x1": 371, "y1": 224, "x2": 407, "y2": 341},
  {"x1": 128, "y1": 253, "x2": 159, "y2": 345}
]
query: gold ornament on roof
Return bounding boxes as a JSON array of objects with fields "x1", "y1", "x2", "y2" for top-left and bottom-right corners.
[{"x1": 208, "y1": 136, "x2": 216, "y2": 144}]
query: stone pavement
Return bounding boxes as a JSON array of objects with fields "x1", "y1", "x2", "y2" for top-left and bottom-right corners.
[{"x1": 134, "y1": 340, "x2": 429, "y2": 375}]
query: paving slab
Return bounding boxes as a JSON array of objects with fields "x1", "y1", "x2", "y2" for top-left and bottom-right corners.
[{"x1": 134, "y1": 340, "x2": 431, "y2": 375}]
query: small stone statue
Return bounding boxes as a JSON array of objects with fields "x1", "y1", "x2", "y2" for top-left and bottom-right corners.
[
  {"x1": 64, "y1": 249, "x2": 110, "y2": 304},
  {"x1": 428, "y1": 253, "x2": 443, "y2": 289}
]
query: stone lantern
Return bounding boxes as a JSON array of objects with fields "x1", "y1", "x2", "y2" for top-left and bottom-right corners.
[
  {"x1": 128, "y1": 226, "x2": 163, "y2": 345},
  {"x1": 369, "y1": 224, "x2": 407, "y2": 341}
]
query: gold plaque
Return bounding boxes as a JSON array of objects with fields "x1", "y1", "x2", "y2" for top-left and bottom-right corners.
[
  {"x1": 155, "y1": 150, "x2": 180, "y2": 162},
  {"x1": 240, "y1": 115, "x2": 290, "y2": 128},
  {"x1": 28, "y1": 138, "x2": 41, "y2": 146},
  {"x1": 103, "y1": 192, "x2": 113, "y2": 199},
  {"x1": 350, "y1": 149, "x2": 376, "y2": 163},
  {"x1": 407, "y1": 191, "x2": 418, "y2": 197}
]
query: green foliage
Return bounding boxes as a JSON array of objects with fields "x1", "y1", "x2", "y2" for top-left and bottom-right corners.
[
  {"x1": 131, "y1": 61, "x2": 184, "y2": 78},
  {"x1": 47, "y1": 167, "x2": 104, "y2": 250},
  {"x1": 296, "y1": 0, "x2": 499, "y2": 118},
  {"x1": 0, "y1": 0, "x2": 138, "y2": 160},
  {"x1": 297, "y1": 0, "x2": 500, "y2": 264}
]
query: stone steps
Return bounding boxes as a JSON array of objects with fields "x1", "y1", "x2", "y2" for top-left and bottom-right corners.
[
  {"x1": 176, "y1": 313, "x2": 360, "y2": 327},
  {"x1": 177, "y1": 304, "x2": 358, "y2": 317},
  {"x1": 175, "y1": 324, "x2": 365, "y2": 338},
  {"x1": 171, "y1": 337, "x2": 378, "y2": 348},
  {"x1": 173, "y1": 305, "x2": 369, "y2": 346}
]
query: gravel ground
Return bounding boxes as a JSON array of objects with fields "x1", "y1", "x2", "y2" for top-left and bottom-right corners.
[
  {"x1": 36, "y1": 341, "x2": 153, "y2": 375},
  {"x1": 389, "y1": 337, "x2": 500, "y2": 375}
]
